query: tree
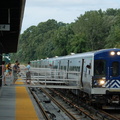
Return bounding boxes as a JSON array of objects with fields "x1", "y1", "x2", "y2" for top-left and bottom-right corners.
[
  {"x1": 10, "y1": 9, "x2": 120, "y2": 63},
  {"x1": 105, "y1": 25, "x2": 120, "y2": 48}
]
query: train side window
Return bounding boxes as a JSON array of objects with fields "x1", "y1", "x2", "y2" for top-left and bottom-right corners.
[
  {"x1": 77, "y1": 66, "x2": 79, "y2": 71},
  {"x1": 64, "y1": 66, "x2": 66, "y2": 70},
  {"x1": 112, "y1": 62, "x2": 119, "y2": 77},
  {"x1": 69, "y1": 66, "x2": 72, "y2": 71}
]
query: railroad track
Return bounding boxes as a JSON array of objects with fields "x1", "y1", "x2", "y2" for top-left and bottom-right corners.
[
  {"x1": 25, "y1": 79, "x2": 120, "y2": 120},
  {"x1": 51, "y1": 88, "x2": 120, "y2": 120},
  {"x1": 29, "y1": 87, "x2": 98, "y2": 120},
  {"x1": 100, "y1": 110, "x2": 120, "y2": 120},
  {"x1": 29, "y1": 87, "x2": 73, "y2": 120}
]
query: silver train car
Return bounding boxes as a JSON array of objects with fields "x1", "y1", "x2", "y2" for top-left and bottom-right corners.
[{"x1": 31, "y1": 48, "x2": 120, "y2": 109}]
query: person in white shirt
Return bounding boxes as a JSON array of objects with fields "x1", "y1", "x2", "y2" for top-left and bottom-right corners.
[{"x1": 25, "y1": 62, "x2": 31, "y2": 84}]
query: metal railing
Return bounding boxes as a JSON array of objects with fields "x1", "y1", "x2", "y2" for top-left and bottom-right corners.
[{"x1": 20, "y1": 67, "x2": 81, "y2": 89}]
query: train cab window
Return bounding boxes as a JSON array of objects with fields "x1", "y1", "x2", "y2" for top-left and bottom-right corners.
[
  {"x1": 94, "y1": 60, "x2": 106, "y2": 76},
  {"x1": 112, "y1": 62, "x2": 119, "y2": 77}
]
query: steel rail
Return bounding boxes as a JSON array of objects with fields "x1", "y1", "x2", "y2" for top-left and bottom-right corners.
[
  {"x1": 29, "y1": 87, "x2": 51, "y2": 120},
  {"x1": 50, "y1": 89, "x2": 97, "y2": 120},
  {"x1": 40, "y1": 88, "x2": 78, "y2": 120},
  {"x1": 99, "y1": 110, "x2": 120, "y2": 120},
  {"x1": 52, "y1": 89, "x2": 119, "y2": 120}
]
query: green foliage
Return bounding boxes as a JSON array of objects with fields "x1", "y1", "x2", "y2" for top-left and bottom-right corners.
[
  {"x1": 11, "y1": 9, "x2": 120, "y2": 63},
  {"x1": 105, "y1": 25, "x2": 120, "y2": 48}
]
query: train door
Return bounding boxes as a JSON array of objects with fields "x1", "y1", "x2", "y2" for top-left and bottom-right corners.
[
  {"x1": 66, "y1": 60, "x2": 69, "y2": 79},
  {"x1": 107, "y1": 60, "x2": 120, "y2": 88},
  {"x1": 80, "y1": 59, "x2": 84, "y2": 87}
]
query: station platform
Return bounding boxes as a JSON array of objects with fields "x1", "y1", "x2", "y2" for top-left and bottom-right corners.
[{"x1": 0, "y1": 76, "x2": 43, "y2": 120}]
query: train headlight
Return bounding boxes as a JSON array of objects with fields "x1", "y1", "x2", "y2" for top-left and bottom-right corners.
[
  {"x1": 117, "y1": 51, "x2": 120, "y2": 55},
  {"x1": 110, "y1": 51, "x2": 115, "y2": 56},
  {"x1": 99, "y1": 80, "x2": 105, "y2": 85}
]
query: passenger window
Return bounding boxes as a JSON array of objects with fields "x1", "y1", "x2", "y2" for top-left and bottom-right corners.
[
  {"x1": 112, "y1": 62, "x2": 119, "y2": 77},
  {"x1": 64, "y1": 66, "x2": 66, "y2": 70}
]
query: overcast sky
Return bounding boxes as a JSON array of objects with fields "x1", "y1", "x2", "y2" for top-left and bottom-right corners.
[{"x1": 21, "y1": 0, "x2": 120, "y2": 33}]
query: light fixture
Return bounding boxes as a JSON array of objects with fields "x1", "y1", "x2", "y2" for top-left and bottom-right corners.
[
  {"x1": 71, "y1": 53, "x2": 75, "y2": 55},
  {"x1": 117, "y1": 51, "x2": 120, "y2": 55},
  {"x1": 99, "y1": 80, "x2": 105, "y2": 85},
  {"x1": 110, "y1": 51, "x2": 115, "y2": 56}
]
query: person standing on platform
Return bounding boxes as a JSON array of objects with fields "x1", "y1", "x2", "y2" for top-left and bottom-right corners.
[
  {"x1": 12, "y1": 61, "x2": 19, "y2": 84},
  {"x1": 2, "y1": 61, "x2": 7, "y2": 86},
  {"x1": 8, "y1": 63, "x2": 12, "y2": 76},
  {"x1": 5, "y1": 63, "x2": 9, "y2": 76},
  {"x1": 17, "y1": 62, "x2": 21, "y2": 77},
  {"x1": 6, "y1": 63, "x2": 12, "y2": 76},
  {"x1": 25, "y1": 62, "x2": 31, "y2": 84}
]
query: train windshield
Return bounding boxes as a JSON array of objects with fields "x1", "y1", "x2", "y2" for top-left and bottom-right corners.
[{"x1": 94, "y1": 60, "x2": 106, "y2": 76}]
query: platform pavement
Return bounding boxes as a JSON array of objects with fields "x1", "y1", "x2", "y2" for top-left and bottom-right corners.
[
  {"x1": 0, "y1": 76, "x2": 16, "y2": 120},
  {"x1": 0, "y1": 76, "x2": 43, "y2": 120}
]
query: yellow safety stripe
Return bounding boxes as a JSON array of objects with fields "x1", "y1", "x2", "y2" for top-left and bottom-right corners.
[{"x1": 16, "y1": 79, "x2": 39, "y2": 120}]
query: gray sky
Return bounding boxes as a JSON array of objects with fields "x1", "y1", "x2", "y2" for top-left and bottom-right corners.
[{"x1": 21, "y1": 0, "x2": 120, "y2": 33}]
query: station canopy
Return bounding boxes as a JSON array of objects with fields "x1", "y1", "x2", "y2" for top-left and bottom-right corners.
[{"x1": 0, "y1": 0, "x2": 26, "y2": 53}]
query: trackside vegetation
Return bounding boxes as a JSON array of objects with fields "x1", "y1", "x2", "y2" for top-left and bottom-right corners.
[{"x1": 11, "y1": 8, "x2": 120, "y2": 63}]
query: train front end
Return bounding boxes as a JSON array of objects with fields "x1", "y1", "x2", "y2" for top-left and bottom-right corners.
[{"x1": 92, "y1": 48, "x2": 120, "y2": 109}]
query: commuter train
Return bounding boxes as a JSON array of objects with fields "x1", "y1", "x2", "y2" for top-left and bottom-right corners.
[{"x1": 31, "y1": 48, "x2": 120, "y2": 109}]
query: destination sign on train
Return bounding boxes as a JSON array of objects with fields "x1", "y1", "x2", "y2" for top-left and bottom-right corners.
[{"x1": 0, "y1": 24, "x2": 10, "y2": 31}]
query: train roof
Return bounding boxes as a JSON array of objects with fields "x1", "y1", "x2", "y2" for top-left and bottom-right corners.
[
  {"x1": 94, "y1": 48, "x2": 120, "y2": 55},
  {"x1": 51, "y1": 48, "x2": 120, "y2": 60},
  {"x1": 31, "y1": 48, "x2": 120, "y2": 62}
]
